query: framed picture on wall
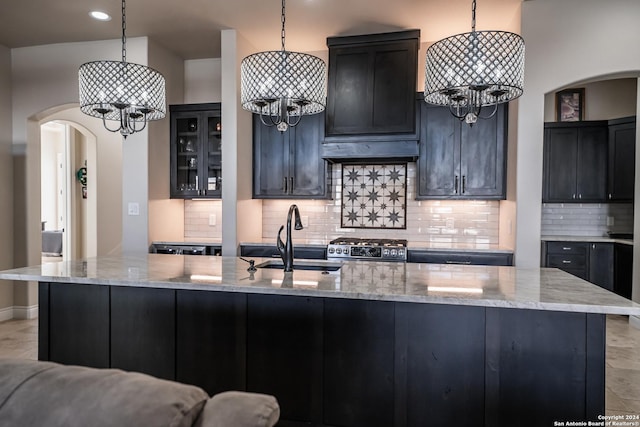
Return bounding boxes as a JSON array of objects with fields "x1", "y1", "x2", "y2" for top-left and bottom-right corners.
[{"x1": 556, "y1": 88, "x2": 584, "y2": 122}]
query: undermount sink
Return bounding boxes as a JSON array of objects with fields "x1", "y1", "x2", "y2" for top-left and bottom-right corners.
[{"x1": 256, "y1": 260, "x2": 342, "y2": 272}]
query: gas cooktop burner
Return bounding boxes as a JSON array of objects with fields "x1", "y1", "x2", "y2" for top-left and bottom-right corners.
[
  {"x1": 327, "y1": 237, "x2": 407, "y2": 261},
  {"x1": 329, "y1": 237, "x2": 407, "y2": 247}
]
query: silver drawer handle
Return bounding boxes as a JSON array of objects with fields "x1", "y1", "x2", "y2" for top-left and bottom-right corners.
[
  {"x1": 445, "y1": 260, "x2": 471, "y2": 265},
  {"x1": 562, "y1": 247, "x2": 572, "y2": 250},
  {"x1": 562, "y1": 260, "x2": 572, "y2": 264}
]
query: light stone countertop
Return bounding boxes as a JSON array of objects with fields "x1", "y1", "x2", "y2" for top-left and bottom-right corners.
[
  {"x1": 1, "y1": 254, "x2": 639, "y2": 316},
  {"x1": 241, "y1": 240, "x2": 514, "y2": 253},
  {"x1": 541, "y1": 235, "x2": 634, "y2": 246}
]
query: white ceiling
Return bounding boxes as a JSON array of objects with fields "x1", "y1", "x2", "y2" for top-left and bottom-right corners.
[{"x1": 0, "y1": 0, "x2": 522, "y2": 60}]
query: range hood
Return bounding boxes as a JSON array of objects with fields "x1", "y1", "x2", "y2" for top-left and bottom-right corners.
[{"x1": 321, "y1": 138, "x2": 419, "y2": 162}]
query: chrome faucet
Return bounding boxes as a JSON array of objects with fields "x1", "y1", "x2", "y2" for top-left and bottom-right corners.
[{"x1": 277, "y1": 204, "x2": 303, "y2": 272}]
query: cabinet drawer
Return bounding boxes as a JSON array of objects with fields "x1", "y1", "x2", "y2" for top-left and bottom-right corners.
[
  {"x1": 546, "y1": 242, "x2": 588, "y2": 255},
  {"x1": 546, "y1": 254, "x2": 587, "y2": 270}
]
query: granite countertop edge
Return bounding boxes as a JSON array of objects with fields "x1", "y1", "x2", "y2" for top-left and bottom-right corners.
[
  {"x1": 2, "y1": 255, "x2": 639, "y2": 316},
  {"x1": 541, "y1": 235, "x2": 633, "y2": 245}
]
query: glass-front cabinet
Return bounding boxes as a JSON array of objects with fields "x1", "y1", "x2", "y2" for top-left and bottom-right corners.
[{"x1": 170, "y1": 103, "x2": 222, "y2": 199}]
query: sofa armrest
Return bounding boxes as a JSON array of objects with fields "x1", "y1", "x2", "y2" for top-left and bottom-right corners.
[{"x1": 195, "y1": 391, "x2": 280, "y2": 427}]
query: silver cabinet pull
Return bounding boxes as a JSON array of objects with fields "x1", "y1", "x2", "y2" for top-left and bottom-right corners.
[
  {"x1": 454, "y1": 175, "x2": 459, "y2": 194},
  {"x1": 579, "y1": 194, "x2": 582, "y2": 199},
  {"x1": 290, "y1": 177, "x2": 294, "y2": 193},
  {"x1": 462, "y1": 175, "x2": 466, "y2": 194},
  {"x1": 283, "y1": 177, "x2": 288, "y2": 193},
  {"x1": 195, "y1": 176, "x2": 199, "y2": 191},
  {"x1": 562, "y1": 247, "x2": 571, "y2": 250},
  {"x1": 572, "y1": 194, "x2": 576, "y2": 199},
  {"x1": 609, "y1": 193, "x2": 612, "y2": 200},
  {"x1": 562, "y1": 260, "x2": 571, "y2": 264}
]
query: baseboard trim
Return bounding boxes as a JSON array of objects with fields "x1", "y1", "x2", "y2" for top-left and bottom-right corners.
[
  {"x1": 0, "y1": 306, "x2": 14, "y2": 322},
  {"x1": 13, "y1": 305, "x2": 39, "y2": 320},
  {"x1": 630, "y1": 315, "x2": 640, "y2": 330}
]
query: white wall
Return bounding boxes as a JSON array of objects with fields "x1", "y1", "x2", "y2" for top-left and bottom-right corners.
[
  {"x1": 185, "y1": 59, "x2": 222, "y2": 103},
  {"x1": 0, "y1": 43, "x2": 14, "y2": 314},
  {"x1": 517, "y1": 0, "x2": 640, "y2": 301},
  {"x1": 40, "y1": 123, "x2": 65, "y2": 231},
  {"x1": 148, "y1": 39, "x2": 187, "y2": 246}
]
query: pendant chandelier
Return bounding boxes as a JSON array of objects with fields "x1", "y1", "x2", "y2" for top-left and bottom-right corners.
[
  {"x1": 78, "y1": 0, "x2": 166, "y2": 137},
  {"x1": 424, "y1": 0, "x2": 524, "y2": 125},
  {"x1": 241, "y1": 0, "x2": 326, "y2": 132}
]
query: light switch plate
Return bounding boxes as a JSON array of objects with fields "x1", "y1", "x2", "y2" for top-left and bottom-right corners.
[
  {"x1": 209, "y1": 214, "x2": 217, "y2": 226},
  {"x1": 127, "y1": 202, "x2": 140, "y2": 216}
]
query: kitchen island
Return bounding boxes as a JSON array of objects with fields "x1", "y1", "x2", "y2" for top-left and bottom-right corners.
[{"x1": 1, "y1": 254, "x2": 639, "y2": 427}]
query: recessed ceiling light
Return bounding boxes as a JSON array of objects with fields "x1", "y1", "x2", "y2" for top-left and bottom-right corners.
[{"x1": 89, "y1": 11, "x2": 111, "y2": 21}]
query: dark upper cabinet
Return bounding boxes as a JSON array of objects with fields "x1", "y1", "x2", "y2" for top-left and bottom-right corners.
[
  {"x1": 170, "y1": 103, "x2": 222, "y2": 199},
  {"x1": 253, "y1": 112, "x2": 331, "y2": 199},
  {"x1": 608, "y1": 116, "x2": 636, "y2": 202},
  {"x1": 543, "y1": 121, "x2": 608, "y2": 203},
  {"x1": 416, "y1": 103, "x2": 507, "y2": 199},
  {"x1": 325, "y1": 30, "x2": 420, "y2": 137}
]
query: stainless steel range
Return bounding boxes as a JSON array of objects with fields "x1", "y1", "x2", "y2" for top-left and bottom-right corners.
[{"x1": 327, "y1": 237, "x2": 407, "y2": 262}]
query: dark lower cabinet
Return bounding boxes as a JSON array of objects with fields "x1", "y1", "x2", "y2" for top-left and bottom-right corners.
[
  {"x1": 240, "y1": 244, "x2": 327, "y2": 260},
  {"x1": 110, "y1": 286, "x2": 176, "y2": 380},
  {"x1": 542, "y1": 241, "x2": 628, "y2": 296},
  {"x1": 41, "y1": 282, "x2": 109, "y2": 368},
  {"x1": 614, "y1": 243, "x2": 633, "y2": 299},
  {"x1": 176, "y1": 291, "x2": 246, "y2": 395},
  {"x1": 39, "y1": 283, "x2": 605, "y2": 427},
  {"x1": 247, "y1": 294, "x2": 323, "y2": 425},
  {"x1": 400, "y1": 303, "x2": 485, "y2": 426},
  {"x1": 407, "y1": 250, "x2": 513, "y2": 266},
  {"x1": 323, "y1": 299, "x2": 395, "y2": 427}
]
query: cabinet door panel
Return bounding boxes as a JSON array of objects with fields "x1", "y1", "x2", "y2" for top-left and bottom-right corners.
[
  {"x1": 576, "y1": 126, "x2": 608, "y2": 201},
  {"x1": 253, "y1": 116, "x2": 288, "y2": 197},
  {"x1": 176, "y1": 291, "x2": 246, "y2": 395},
  {"x1": 460, "y1": 105, "x2": 506, "y2": 197},
  {"x1": 589, "y1": 243, "x2": 614, "y2": 291},
  {"x1": 47, "y1": 282, "x2": 110, "y2": 368},
  {"x1": 247, "y1": 294, "x2": 322, "y2": 424},
  {"x1": 418, "y1": 105, "x2": 458, "y2": 197},
  {"x1": 290, "y1": 113, "x2": 328, "y2": 197},
  {"x1": 326, "y1": 49, "x2": 371, "y2": 134},
  {"x1": 544, "y1": 127, "x2": 578, "y2": 202},
  {"x1": 608, "y1": 120, "x2": 636, "y2": 201},
  {"x1": 371, "y1": 45, "x2": 416, "y2": 132},
  {"x1": 111, "y1": 287, "x2": 176, "y2": 380},
  {"x1": 323, "y1": 299, "x2": 395, "y2": 427}
]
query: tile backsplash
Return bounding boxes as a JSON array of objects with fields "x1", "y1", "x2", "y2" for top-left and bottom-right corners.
[
  {"x1": 262, "y1": 163, "x2": 500, "y2": 245},
  {"x1": 541, "y1": 203, "x2": 634, "y2": 237},
  {"x1": 184, "y1": 163, "x2": 501, "y2": 245}
]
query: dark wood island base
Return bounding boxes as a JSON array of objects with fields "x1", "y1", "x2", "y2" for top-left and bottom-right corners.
[{"x1": 39, "y1": 282, "x2": 605, "y2": 427}]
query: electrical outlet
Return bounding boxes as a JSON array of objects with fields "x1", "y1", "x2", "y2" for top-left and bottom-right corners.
[
  {"x1": 606, "y1": 216, "x2": 615, "y2": 226},
  {"x1": 445, "y1": 218, "x2": 455, "y2": 229},
  {"x1": 209, "y1": 214, "x2": 217, "y2": 226},
  {"x1": 301, "y1": 215, "x2": 309, "y2": 228}
]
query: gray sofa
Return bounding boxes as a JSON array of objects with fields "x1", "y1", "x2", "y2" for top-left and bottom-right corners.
[{"x1": 0, "y1": 359, "x2": 280, "y2": 427}]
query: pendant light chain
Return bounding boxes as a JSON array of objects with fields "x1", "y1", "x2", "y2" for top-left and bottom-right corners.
[
  {"x1": 280, "y1": 0, "x2": 286, "y2": 52},
  {"x1": 471, "y1": 0, "x2": 476, "y2": 33},
  {"x1": 121, "y1": 0, "x2": 127, "y2": 63}
]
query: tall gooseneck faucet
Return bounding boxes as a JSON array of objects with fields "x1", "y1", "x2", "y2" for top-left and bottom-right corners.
[{"x1": 277, "y1": 204, "x2": 303, "y2": 272}]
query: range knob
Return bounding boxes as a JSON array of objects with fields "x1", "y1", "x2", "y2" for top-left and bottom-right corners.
[
  {"x1": 391, "y1": 249, "x2": 398, "y2": 256},
  {"x1": 328, "y1": 247, "x2": 335, "y2": 254},
  {"x1": 336, "y1": 248, "x2": 342, "y2": 254}
]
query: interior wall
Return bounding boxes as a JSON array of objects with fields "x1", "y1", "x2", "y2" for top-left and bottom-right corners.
[
  {"x1": 517, "y1": 0, "x2": 640, "y2": 283},
  {"x1": 184, "y1": 59, "x2": 222, "y2": 104},
  {"x1": 221, "y1": 29, "x2": 262, "y2": 256},
  {"x1": 147, "y1": 39, "x2": 186, "y2": 246},
  {"x1": 543, "y1": 78, "x2": 637, "y2": 122},
  {"x1": 0, "y1": 43, "x2": 13, "y2": 314}
]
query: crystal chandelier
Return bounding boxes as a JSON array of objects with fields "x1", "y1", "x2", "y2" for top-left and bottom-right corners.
[
  {"x1": 424, "y1": 0, "x2": 525, "y2": 125},
  {"x1": 241, "y1": 0, "x2": 326, "y2": 132},
  {"x1": 78, "y1": 0, "x2": 166, "y2": 137}
]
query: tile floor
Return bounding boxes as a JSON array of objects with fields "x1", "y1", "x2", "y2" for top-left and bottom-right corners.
[{"x1": 0, "y1": 314, "x2": 637, "y2": 417}]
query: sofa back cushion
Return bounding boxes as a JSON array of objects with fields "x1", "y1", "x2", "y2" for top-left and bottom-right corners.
[{"x1": 0, "y1": 359, "x2": 208, "y2": 427}]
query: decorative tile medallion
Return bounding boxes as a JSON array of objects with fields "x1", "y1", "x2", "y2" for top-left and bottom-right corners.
[{"x1": 341, "y1": 164, "x2": 407, "y2": 229}]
